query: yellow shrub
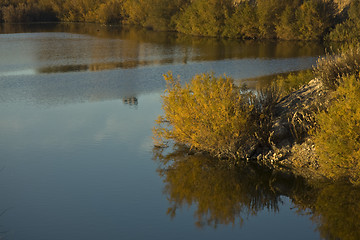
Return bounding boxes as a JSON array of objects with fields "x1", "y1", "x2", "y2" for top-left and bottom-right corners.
[
  {"x1": 313, "y1": 74, "x2": 360, "y2": 184},
  {"x1": 96, "y1": 0, "x2": 124, "y2": 24},
  {"x1": 315, "y1": 45, "x2": 360, "y2": 90},
  {"x1": 153, "y1": 72, "x2": 254, "y2": 160}
]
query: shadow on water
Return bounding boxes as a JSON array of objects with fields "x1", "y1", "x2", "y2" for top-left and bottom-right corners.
[{"x1": 153, "y1": 145, "x2": 360, "y2": 239}]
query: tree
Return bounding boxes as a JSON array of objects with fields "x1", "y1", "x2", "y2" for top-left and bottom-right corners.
[
  {"x1": 223, "y1": 1, "x2": 259, "y2": 39},
  {"x1": 275, "y1": 5, "x2": 299, "y2": 40},
  {"x1": 174, "y1": 0, "x2": 233, "y2": 37},
  {"x1": 296, "y1": 0, "x2": 336, "y2": 40}
]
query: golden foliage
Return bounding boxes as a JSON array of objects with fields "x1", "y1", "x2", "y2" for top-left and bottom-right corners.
[
  {"x1": 275, "y1": 69, "x2": 314, "y2": 95},
  {"x1": 314, "y1": 74, "x2": 360, "y2": 184},
  {"x1": 96, "y1": 0, "x2": 125, "y2": 24},
  {"x1": 315, "y1": 45, "x2": 360, "y2": 90},
  {"x1": 153, "y1": 72, "x2": 255, "y2": 160}
]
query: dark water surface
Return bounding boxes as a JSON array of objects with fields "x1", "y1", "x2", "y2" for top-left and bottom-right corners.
[{"x1": 0, "y1": 23, "x2": 358, "y2": 240}]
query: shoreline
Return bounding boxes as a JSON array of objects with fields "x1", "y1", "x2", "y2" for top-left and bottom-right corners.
[{"x1": 256, "y1": 78, "x2": 327, "y2": 179}]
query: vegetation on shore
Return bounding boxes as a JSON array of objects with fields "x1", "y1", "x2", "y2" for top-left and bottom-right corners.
[
  {"x1": 153, "y1": 71, "x2": 282, "y2": 161},
  {"x1": 154, "y1": 44, "x2": 360, "y2": 185},
  {"x1": 312, "y1": 46, "x2": 360, "y2": 184},
  {"x1": 1, "y1": 0, "x2": 360, "y2": 41}
]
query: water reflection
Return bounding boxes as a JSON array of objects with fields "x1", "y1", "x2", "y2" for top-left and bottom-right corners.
[
  {"x1": 154, "y1": 145, "x2": 289, "y2": 228},
  {"x1": 0, "y1": 23, "x2": 328, "y2": 59},
  {"x1": 37, "y1": 59, "x2": 177, "y2": 74},
  {"x1": 153, "y1": 145, "x2": 360, "y2": 239},
  {"x1": 122, "y1": 96, "x2": 138, "y2": 106},
  {"x1": 0, "y1": 23, "x2": 328, "y2": 106},
  {"x1": 311, "y1": 184, "x2": 360, "y2": 240},
  {"x1": 0, "y1": 23, "x2": 330, "y2": 76}
]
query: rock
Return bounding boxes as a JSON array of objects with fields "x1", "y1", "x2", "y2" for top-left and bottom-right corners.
[
  {"x1": 270, "y1": 78, "x2": 327, "y2": 147},
  {"x1": 255, "y1": 78, "x2": 329, "y2": 181}
]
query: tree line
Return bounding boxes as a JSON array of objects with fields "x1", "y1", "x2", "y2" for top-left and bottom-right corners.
[{"x1": 0, "y1": 0, "x2": 359, "y2": 41}]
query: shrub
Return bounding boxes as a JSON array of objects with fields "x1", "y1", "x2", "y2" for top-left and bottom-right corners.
[
  {"x1": 256, "y1": 0, "x2": 283, "y2": 39},
  {"x1": 136, "y1": 0, "x2": 189, "y2": 31},
  {"x1": 153, "y1": 72, "x2": 255, "y2": 160},
  {"x1": 315, "y1": 45, "x2": 360, "y2": 90},
  {"x1": 275, "y1": 5, "x2": 299, "y2": 40},
  {"x1": 96, "y1": 0, "x2": 125, "y2": 24},
  {"x1": 222, "y1": 1, "x2": 259, "y2": 39},
  {"x1": 1, "y1": 1, "x2": 58, "y2": 23},
  {"x1": 173, "y1": 0, "x2": 232, "y2": 37},
  {"x1": 275, "y1": 69, "x2": 315, "y2": 95},
  {"x1": 61, "y1": 0, "x2": 103, "y2": 22},
  {"x1": 327, "y1": 0, "x2": 360, "y2": 42},
  {"x1": 123, "y1": 0, "x2": 149, "y2": 25},
  {"x1": 313, "y1": 74, "x2": 360, "y2": 184},
  {"x1": 296, "y1": 0, "x2": 336, "y2": 40}
]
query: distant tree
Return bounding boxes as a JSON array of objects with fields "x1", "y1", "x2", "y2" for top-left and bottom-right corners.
[
  {"x1": 96, "y1": 0, "x2": 125, "y2": 24},
  {"x1": 256, "y1": 0, "x2": 282, "y2": 39},
  {"x1": 296, "y1": 0, "x2": 336, "y2": 40},
  {"x1": 328, "y1": 0, "x2": 360, "y2": 42},
  {"x1": 275, "y1": 5, "x2": 299, "y2": 40},
  {"x1": 174, "y1": 0, "x2": 233, "y2": 37},
  {"x1": 123, "y1": 0, "x2": 149, "y2": 25},
  {"x1": 145, "y1": 0, "x2": 190, "y2": 31},
  {"x1": 223, "y1": 1, "x2": 259, "y2": 39}
]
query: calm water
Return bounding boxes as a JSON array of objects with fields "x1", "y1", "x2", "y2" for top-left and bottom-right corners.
[{"x1": 0, "y1": 23, "x2": 358, "y2": 240}]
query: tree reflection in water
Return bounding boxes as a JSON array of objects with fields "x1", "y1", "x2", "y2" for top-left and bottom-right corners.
[
  {"x1": 154, "y1": 145, "x2": 296, "y2": 228},
  {"x1": 153, "y1": 145, "x2": 360, "y2": 239},
  {"x1": 312, "y1": 183, "x2": 360, "y2": 240}
]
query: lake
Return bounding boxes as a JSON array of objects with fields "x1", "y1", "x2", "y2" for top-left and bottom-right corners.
[{"x1": 0, "y1": 23, "x2": 359, "y2": 240}]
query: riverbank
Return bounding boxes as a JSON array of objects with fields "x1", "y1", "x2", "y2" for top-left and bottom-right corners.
[
  {"x1": 261, "y1": 46, "x2": 360, "y2": 184},
  {"x1": 155, "y1": 45, "x2": 360, "y2": 185},
  {"x1": 254, "y1": 78, "x2": 327, "y2": 181},
  {"x1": 1, "y1": 0, "x2": 359, "y2": 42}
]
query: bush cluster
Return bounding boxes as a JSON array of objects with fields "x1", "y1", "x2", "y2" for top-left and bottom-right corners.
[
  {"x1": 123, "y1": 0, "x2": 188, "y2": 31},
  {"x1": 154, "y1": 45, "x2": 360, "y2": 185},
  {"x1": 173, "y1": 0, "x2": 232, "y2": 37},
  {"x1": 153, "y1": 70, "x2": 317, "y2": 161},
  {"x1": 311, "y1": 45, "x2": 360, "y2": 185},
  {"x1": 327, "y1": 0, "x2": 360, "y2": 42},
  {"x1": 275, "y1": 69, "x2": 315, "y2": 95},
  {"x1": 315, "y1": 45, "x2": 360, "y2": 90},
  {"x1": 1, "y1": 0, "x2": 58, "y2": 23},
  {"x1": 174, "y1": 0, "x2": 336, "y2": 40},
  {"x1": 0, "y1": 0, "x2": 126, "y2": 24},
  {"x1": 313, "y1": 74, "x2": 360, "y2": 184},
  {"x1": 153, "y1": 72, "x2": 257, "y2": 160}
]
